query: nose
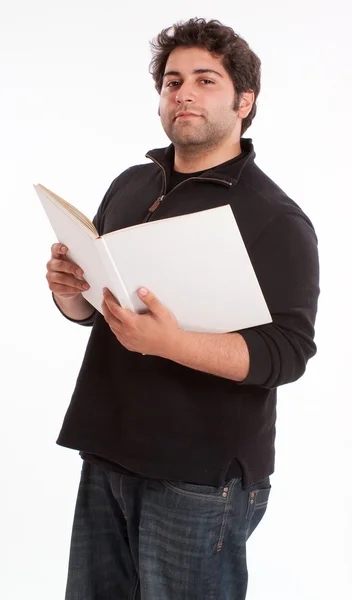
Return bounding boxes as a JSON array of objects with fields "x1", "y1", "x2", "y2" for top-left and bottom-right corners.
[{"x1": 175, "y1": 80, "x2": 196, "y2": 104}]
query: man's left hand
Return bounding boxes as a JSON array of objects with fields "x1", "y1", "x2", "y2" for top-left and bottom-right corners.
[{"x1": 102, "y1": 287, "x2": 181, "y2": 357}]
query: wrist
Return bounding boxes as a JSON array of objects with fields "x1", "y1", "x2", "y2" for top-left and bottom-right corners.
[
  {"x1": 160, "y1": 327, "x2": 185, "y2": 360},
  {"x1": 53, "y1": 292, "x2": 95, "y2": 321}
]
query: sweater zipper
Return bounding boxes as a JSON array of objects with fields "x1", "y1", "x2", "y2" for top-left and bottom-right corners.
[{"x1": 144, "y1": 154, "x2": 232, "y2": 222}]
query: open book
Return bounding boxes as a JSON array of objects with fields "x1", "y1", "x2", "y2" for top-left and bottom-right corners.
[{"x1": 34, "y1": 183, "x2": 272, "y2": 333}]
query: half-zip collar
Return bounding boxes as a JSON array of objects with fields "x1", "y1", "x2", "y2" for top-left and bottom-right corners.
[{"x1": 145, "y1": 137, "x2": 256, "y2": 192}]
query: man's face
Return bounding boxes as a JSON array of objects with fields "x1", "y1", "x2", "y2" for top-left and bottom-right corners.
[{"x1": 159, "y1": 46, "x2": 239, "y2": 151}]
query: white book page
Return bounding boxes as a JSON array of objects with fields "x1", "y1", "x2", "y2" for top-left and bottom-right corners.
[
  {"x1": 35, "y1": 185, "x2": 107, "y2": 313},
  {"x1": 102, "y1": 205, "x2": 272, "y2": 333},
  {"x1": 95, "y1": 238, "x2": 135, "y2": 312}
]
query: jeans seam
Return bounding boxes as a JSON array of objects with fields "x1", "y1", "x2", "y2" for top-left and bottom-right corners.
[
  {"x1": 245, "y1": 485, "x2": 271, "y2": 519},
  {"x1": 245, "y1": 487, "x2": 271, "y2": 538},
  {"x1": 162, "y1": 480, "x2": 229, "y2": 502},
  {"x1": 119, "y1": 475, "x2": 128, "y2": 520},
  {"x1": 129, "y1": 570, "x2": 139, "y2": 600},
  {"x1": 216, "y1": 480, "x2": 236, "y2": 552}
]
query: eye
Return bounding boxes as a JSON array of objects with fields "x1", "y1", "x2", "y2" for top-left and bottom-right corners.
[
  {"x1": 200, "y1": 79, "x2": 214, "y2": 85},
  {"x1": 166, "y1": 81, "x2": 180, "y2": 88}
]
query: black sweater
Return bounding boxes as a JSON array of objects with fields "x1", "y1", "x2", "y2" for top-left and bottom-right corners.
[{"x1": 55, "y1": 138, "x2": 320, "y2": 488}]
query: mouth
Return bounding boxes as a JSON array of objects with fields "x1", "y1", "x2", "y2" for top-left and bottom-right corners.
[{"x1": 175, "y1": 112, "x2": 201, "y2": 120}]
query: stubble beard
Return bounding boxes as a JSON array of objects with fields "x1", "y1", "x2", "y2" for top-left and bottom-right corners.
[{"x1": 163, "y1": 112, "x2": 237, "y2": 156}]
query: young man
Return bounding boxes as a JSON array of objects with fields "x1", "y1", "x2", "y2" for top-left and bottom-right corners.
[{"x1": 46, "y1": 18, "x2": 319, "y2": 600}]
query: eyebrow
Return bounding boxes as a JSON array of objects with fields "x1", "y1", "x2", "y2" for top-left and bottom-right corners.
[{"x1": 163, "y1": 68, "x2": 224, "y2": 79}]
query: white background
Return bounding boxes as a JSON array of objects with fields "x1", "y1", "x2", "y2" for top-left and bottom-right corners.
[{"x1": 1, "y1": 1, "x2": 351, "y2": 598}]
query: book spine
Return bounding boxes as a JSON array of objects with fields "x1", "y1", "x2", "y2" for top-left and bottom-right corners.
[{"x1": 95, "y1": 238, "x2": 134, "y2": 311}]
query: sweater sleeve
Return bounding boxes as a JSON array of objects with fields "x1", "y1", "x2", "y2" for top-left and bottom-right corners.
[{"x1": 237, "y1": 212, "x2": 320, "y2": 389}]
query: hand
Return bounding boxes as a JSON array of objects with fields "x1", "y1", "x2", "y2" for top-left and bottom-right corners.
[
  {"x1": 101, "y1": 287, "x2": 181, "y2": 357},
  {"x1": 46, "y1": 243, "x2": 90, "y2": 300}
]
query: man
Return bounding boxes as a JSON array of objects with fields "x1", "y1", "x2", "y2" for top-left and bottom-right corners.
[{"x1": 46, "y1": 18, "x2": 319, "y2": 600}]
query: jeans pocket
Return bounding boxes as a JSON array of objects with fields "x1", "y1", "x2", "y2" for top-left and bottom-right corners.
[
  {"x1": 162, "y1": 479, "x2": 238, "y2": 502},
  {"x1": 245, "y1": 478, "x2": 271, "y2": 538}
]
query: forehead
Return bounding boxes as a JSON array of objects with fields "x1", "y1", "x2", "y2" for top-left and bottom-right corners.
[{"x1": 164, "y1": 46, "x2": 226, "y2": 75}]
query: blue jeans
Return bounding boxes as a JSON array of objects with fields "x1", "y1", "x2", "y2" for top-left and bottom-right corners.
[{"x1": 64, "y1": 461, "x2": 271, "y2": 600}]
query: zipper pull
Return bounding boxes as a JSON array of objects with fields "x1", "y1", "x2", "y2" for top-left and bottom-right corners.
[{"x1": 148, "y1": 195, "x2": 164, "y2": 213}]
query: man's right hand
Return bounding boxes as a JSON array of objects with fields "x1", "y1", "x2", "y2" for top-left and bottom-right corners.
[{"x1": 46, "y1": 243, "x2": 90, "y2": 300}]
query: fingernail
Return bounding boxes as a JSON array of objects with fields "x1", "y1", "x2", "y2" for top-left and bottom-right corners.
[
  {"x1": 139, "y1": 287, "x2": 148, "y2": 296},
  {"x1": 61, "y1": 246, "x2": 67, "y2": 252},
  {"x1": 83, "y1": 283, "x2": 89, "y2": 290}
]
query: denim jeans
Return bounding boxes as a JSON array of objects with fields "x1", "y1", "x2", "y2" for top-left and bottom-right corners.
[{"x1": 64, "y1": 460, "x2": 271, "y2": 600}]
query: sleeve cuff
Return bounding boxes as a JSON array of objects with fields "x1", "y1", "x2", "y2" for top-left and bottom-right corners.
[
  {"x1": 52, "y1": 293, "x2": 96, "y2": 327},
  {"x1": 236, "y1": 328, "x2": 273, "y2": 387}
]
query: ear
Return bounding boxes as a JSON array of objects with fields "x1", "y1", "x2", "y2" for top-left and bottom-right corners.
[
  {"x1": 158, "y1": 104, "x2": 160, "y2": 116},
  {"x1": 238, "y1": 90, "x2": 255, "y2": 119}
]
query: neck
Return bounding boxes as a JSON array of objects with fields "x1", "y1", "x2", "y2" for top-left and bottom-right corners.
[{"x1": 173, "y1": 139, "x2": 242, "y2": 173}]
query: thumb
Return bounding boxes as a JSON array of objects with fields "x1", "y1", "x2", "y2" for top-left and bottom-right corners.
[{"x1": 138, "y1": 287, "x2": 163, "y2": 313}]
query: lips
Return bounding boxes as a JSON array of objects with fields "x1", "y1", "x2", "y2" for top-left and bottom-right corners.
[{"x1": 175, "y1": 112, "x2": 201, "y2": 119}]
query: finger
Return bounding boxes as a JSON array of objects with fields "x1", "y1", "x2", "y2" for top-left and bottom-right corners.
[
  {"x1": 101, "y1": 298, "x2": 121, "y2": 327},
  {"x1": 102, "y1": 297, "x2": 117, "y2": 319},
  {"x1": 103, "y1": 289, "x2": 125, "y2": 312},
  {"x1": 102, "y1": 288, "x2": 117, "y2": 304},
  {"x1": 51, "y1": 243, "x2": 69, "y2": 260},
  {"x1": 47, "y1": 257, "x2": 84, "y2": 278},
  {"x1": 105, "y1": 299, "x2": 126, "y2": 328},
  {"x1": 51, "y1": 284, "x2": 87, "y2": 296},
  {"x1": 47, "y1": 271, "x2": 90, "y2": 292},
  {"x1": 137, "y1": 287, "x2": 164, "y2": 315},
  {"x1": 102, "y1": 289, "x2": 124, "y2": 317}
]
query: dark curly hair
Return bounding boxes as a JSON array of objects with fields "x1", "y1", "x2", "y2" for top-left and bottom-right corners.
[{"x1": 149, "y1": 18, "x2": 261, "y2": 135}]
